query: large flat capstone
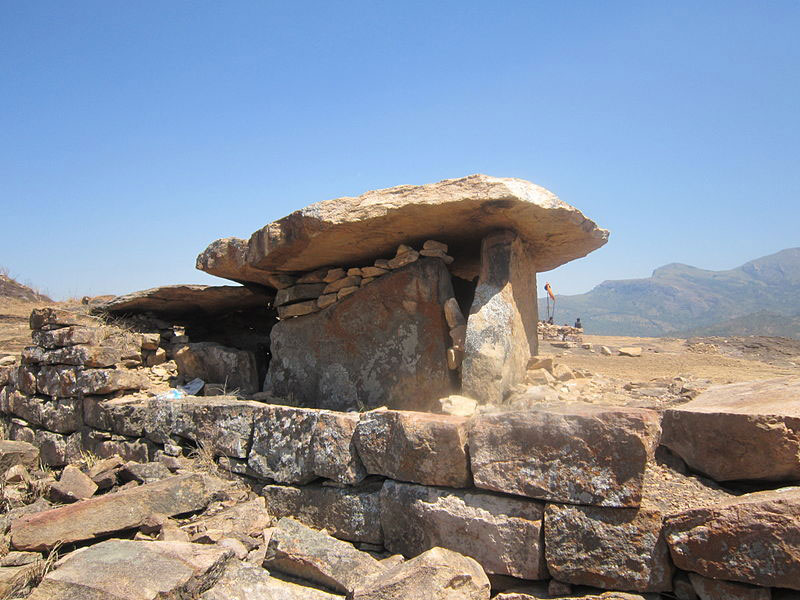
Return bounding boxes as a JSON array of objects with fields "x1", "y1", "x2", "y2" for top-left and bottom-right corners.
[
  {"x1": 661, "y1": 377, "x2": 800, "y2": 482},
  {"x1": 197, "y1": 174, "x2": 608, "y2": 286},
  {"x1": 265, "y1": 258, "x2": 455, "y2": 411}
]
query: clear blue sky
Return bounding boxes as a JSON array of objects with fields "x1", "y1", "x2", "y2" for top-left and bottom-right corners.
[{"x1": 2, "y1": 2, "x2": 799, "y2": 300}]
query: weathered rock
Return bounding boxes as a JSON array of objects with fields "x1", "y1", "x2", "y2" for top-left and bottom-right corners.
[
  {"x1": 354, "y1": 410, "x2": 470, "y2": 487},
  {"x1": 201, "y1": 559, "x2": 342, "y2": 600},
  {"x1": 174, "y1": 342, "x2": 259, "y2": 395},
  {"x1": 298, "y1": 268, "x2": 334, "y2": 283},
  {"x1": 462, "y1": 230, "x2": 538, "y2": 404},
  {"x1": 29, "y1": 307, "x2": 99, "y2": 331},
  {"x1": 469, "y1": 405, "x2": 661, "y2": 506},
  {"x1": 265, "y1": 259, "x2": 455, "y2": 411},
  {"x1": 0, "y1": 551, "x2": 39, "y2": 567},
  {"x1": 324, "y1": 268, "x2": 346, "y2": 282},
  {"x1": 337, "y1": 285, "x2": 359, "y2": 299},
  {"x1": 248, "y1": 405, "x2": 365, "y2": 484},
  {"x1": 188, "y1": 497, "x2": 272, "y2": 540},
  {"x1": 99, "y1": 284, "x2": 270, "y2": 316},
  {"x1": 664, "y1": 486, "x2": 800, "y2": 590},
  {"x1": 278, "y1": 299, "x2": 319, "y2": 318},
  {"x1": 317, "y1": 293, "x2": 338, "y2": 309},
  {"x1": 600, "y1": 345, "x2": 613, "y2": 356},
  {"x1": 438, "y1": 395, "x2": 478, "y2": 417},
  {"x1": 526, "y1": 368, "x2": 556, "y2": 386},
  {"x1": 120, "y1": 461, "x2": 172, "y2": 484},
  {"x1": 493, "y1": 588, "x2": 651, "y2": 600},
  {"x1": 79, "y1": 368, "x2": 149, "y2": 395},
  {"x1": 262, "y1": 480, "x2": 383, "y2": 544},
  {"x1": 381, "y1": 480, "x2": 547, "y2": 579},
  {"x1": 688, "y1": 573, "x2": 771, "y2": 600},
  {"x1": 166, "y1": 396, "x2": 264, "y2": 458},
  {"x1": 11, "y1": 473, "x2": 212, "y2": 550},
  {"x1": 444, "y1": 297, "x2": 466, "y2": 328},
  {"x1": 264, "y1": 517, "x2": 384, "y2": 594},
  {"x1": 27, "y1": 539, "x2": 233, "y2": 600},
  {"x1": 619, "y1": 347, "x2": 643, "y2": 357},
  {"x1": 31, "y1": 326, "x2": 102, "y2": 349},
  {"x1": 323, "y1": 275, "x2": 362, "y2": 294},
  {"x1": 275, "y1": 283, "x2": 327, "y2": 306},
  {"x1": 351, "y1": 546, "x2": 491, "y2": 600},
  {"x1": 0, "y1": 440, "x2": 40, "y2": 472},
  {"x1": 420, "y1": 248, "x2": 454, "y2": 263},
  {"x1": 661, "y1": 378, "x2": 800, "y2": 482},
  {"x1": 23, "y1": 344, "x2": 122, "y2": 368},
  {"x1": 388, "y1": 249, "x2": 419, "y2": 269},
  {"x1": 362, "y1": 266, "x2": 388, "y2": 277},
  {"x1": 2, "y1": 390, "x2": 81, "y2": 433},
  {"x1": 7, "y1": 422, "x2": 82, "y2": 466},
  {"x1": 552, "y1": 363, "x2": 575, "y2": 381},
  {"x1": 197, "y1": 175, "x2": 607, "y2": 287},
  {"x1": 544, "y1": 455, "x2": 733, "y2": 593},
  {"x1": 49, "y1": 465, "x2": 98, "y2": 502}
]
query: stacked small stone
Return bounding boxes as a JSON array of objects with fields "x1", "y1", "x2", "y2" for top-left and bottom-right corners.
[
  {"x1": 0, "y1": 308, "x2": 152, "y2": 465},
  {"x1": 273, "y1": 240, "x2": 455, "y2": 319}
]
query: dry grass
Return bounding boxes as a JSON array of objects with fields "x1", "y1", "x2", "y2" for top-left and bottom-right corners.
[
  {"x1": 188, "y1": 440, "x2": 221, "y2": 476},
  {"x1": 0, "y1": 298, "x2": 54, "y2": 358}
]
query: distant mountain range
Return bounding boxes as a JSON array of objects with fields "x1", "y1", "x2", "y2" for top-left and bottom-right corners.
[{"x1": 540, "y1": 248, "x2": 800, "y2": 338}]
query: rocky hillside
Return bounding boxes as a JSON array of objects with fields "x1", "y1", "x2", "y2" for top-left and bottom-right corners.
[
  {"x1": 542, "y1": 247, "x2": 800, "y2": 337},
  {"x1": 0, "y1": 271, "x2": 51, "y2": 302}
]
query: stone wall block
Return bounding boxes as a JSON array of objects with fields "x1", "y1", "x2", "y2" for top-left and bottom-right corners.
[
  {"x1": 262, "y1": 481, "x2": 383, "y2": 544},
  {"x1": 663, "y1": 487, "x2": 800, "y2": 591},
  {"x1": 544, "y1": 503, "x2": 673, "y2": 592},
  {"x1": 248, "y1": 405, "x2": 365, "y2": 485},
  {"x1": 380, "y1": 480, "x2": 547, "y2": 580},
  {"x1": 469, "y1": 406, "x2": 661, "y2": 506},
  {"x1": 354, "y1": 409, "x2": 471, "y2": 487}
]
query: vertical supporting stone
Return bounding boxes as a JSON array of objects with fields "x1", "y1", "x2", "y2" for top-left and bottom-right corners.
[{"x1": 461, "y1": 230, "x2": 537, "y2": 404}]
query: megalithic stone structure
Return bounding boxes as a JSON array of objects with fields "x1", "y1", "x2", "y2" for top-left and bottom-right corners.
[
  {"x1": 195, "y1": 175, "x2": 608, "y2": 408},
  {"x1": 462, "y1": 230, "x2": 538, "y2": 404}
]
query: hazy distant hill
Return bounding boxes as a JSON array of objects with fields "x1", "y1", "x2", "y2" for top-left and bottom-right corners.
[{"x1": 540, "y1": 248, "x2": 800, "y2": 337}]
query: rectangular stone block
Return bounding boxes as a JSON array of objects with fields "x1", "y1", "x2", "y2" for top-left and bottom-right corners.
[
  {"x1": 275, "y1": 283, "x2": 328, "y2": 306},
  {"x1": 664, "y1": 487, "x2": 800, "y2": 591},
  {"x1": 1, "y1": 389, "x2": 81, "y2": 433},
  {"x1": 354, "y1": 409, "x2": 471, "y2": 488},
  {"x1": 262, "y1": 480, "x2": 383, "y2": 544},
  {"x1": 31, "y1": 326, "x2": 103, "y2": 349},
  {"x1": 248, "y1": 405, "x2": 365, "y2": 485},
  {"x1": 469, "y1": 405, "x2": 661, "y2": 507},
  {"x1": 380, "y1": 480, "x2": 546, "y2": 579}
]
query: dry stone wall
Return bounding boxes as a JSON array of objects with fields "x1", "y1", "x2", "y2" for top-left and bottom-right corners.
[{"x1": 1, "y1": 309, "x2": 798, "y2": 598}]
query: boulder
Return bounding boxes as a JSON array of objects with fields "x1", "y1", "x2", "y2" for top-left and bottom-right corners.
[
  {"x1": 469, "y1": 405, "x2": 661, "y2": 506},
  {"x1": 200, "y1": 560, "x2": 342, "y2": 600},
  {"x1": 380, "y1": 480, "x2": 547, "y2": 579},
  {"x1": 462, "y1": 230, "x2": 538, "y2": 404},
  {"x1": 174, "y1": 342, "x2": 259, "y2": 396},
  {"x1": 354, "y1": 410, "x2": 471, "y2": 487},
  {"x1": 27, "y1": 539, "x2": 232, "y2": 600},
  {"x1": 248, "y1": 405, "x2": 365, "y2": 485},
  {"x1": 664, "y1": 486, "x2": 800, "y2": 590},
  {"x1": 10, "y1": 473, "x2": 212, "y2": 550},
  {"x1": 265, "y1": 258, "x2": 455, "y2": 412},
  {"x1": 688, "y1": 573, "x2": 771, "y2": 600},
  {"x1": 351, "y1": 546, "x2": 491, "y2": 600},
  {"x1": 661, "y1": 377, "x2": 800, "y2": 481},
  {"x1": 197, "y1": 174, "x2": 607, "y2": 286},
  {"x1": 48, "y1": 465, "x2": 98, "y2": 502},
  {"x1": 0, "y1": 440, "x2": 39, "y2": 472},
  {"x1": 619, "y1": 347, "x2": 643, "y2": 357},
  {"x1": 264, "y1": 517, "x2": 384, "y2": 594},
  {"x1": 262, "y1": 480, "x2": 383, "y2": 544}
]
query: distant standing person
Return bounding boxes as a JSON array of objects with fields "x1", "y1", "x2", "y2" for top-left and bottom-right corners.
[{"x1": 574, "y1": 317, "x2": 582, "y2": 329}]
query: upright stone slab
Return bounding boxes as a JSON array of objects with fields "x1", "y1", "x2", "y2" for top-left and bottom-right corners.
[
  {"x1": 265, "y1": 258, "x2": 455, "y2": 411},
  {"x1": 462, "y1": 230, "x2": 538, "y2": 404}
]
